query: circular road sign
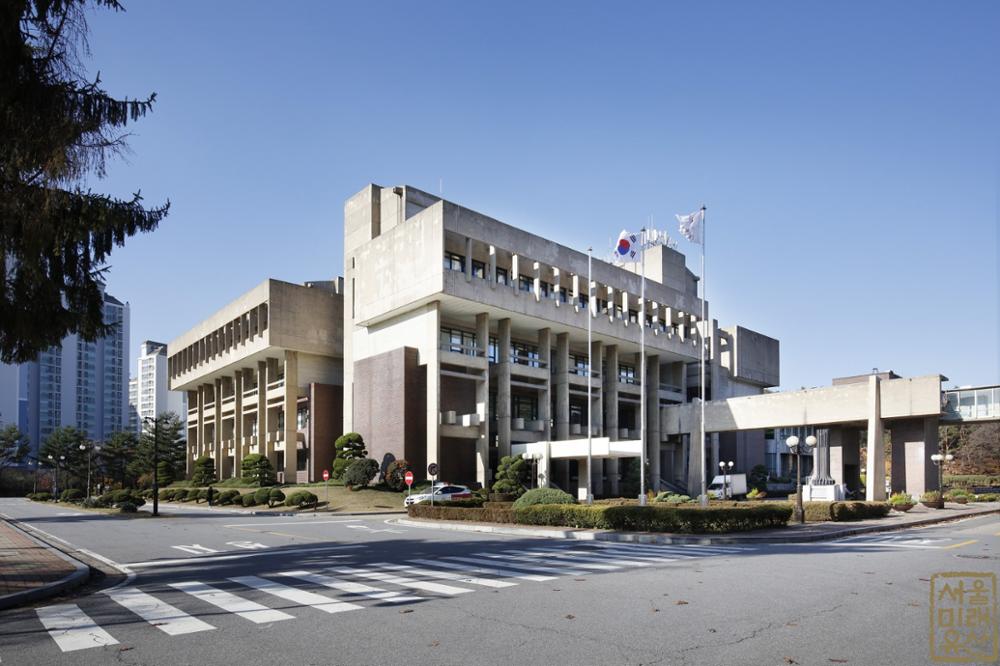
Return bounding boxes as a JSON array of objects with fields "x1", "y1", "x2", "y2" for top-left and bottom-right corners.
[
  {"x1": 404, "y1": 471, "x2": 414, "y2": 487},
  {"x1": 427, "y1": 463, "x2": 439, "y2": 477},
  {"x1": 322, "y1": 470, "x2": 330, "y2": 481}
]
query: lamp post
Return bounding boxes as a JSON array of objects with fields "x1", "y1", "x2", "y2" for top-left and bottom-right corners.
[
  {"x1": 726, "y1": 461, "x2": 734, "y2": 498},
  {"x1": 79, "y1": 442, "x2": 101, "y2": 500},
  {"x1": 786, "y1": 435, "x2": 817, "y2": 524},
  {"x1": 143, "y1": 416, "x2": 160, "y2": 517},
  {"x1": 718, "y1": 461, "x2": 726, "y2": 498},
  {"x1": 930, "y1": 452, "x2": 954, "y2": 493}
]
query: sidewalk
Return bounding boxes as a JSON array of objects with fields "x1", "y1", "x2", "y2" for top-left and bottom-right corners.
[
  {"x1": 393, "y1": 501, "x2": 1000, "y2": 545},
  {"x1": 0, "y1": 518, "x2": 89, "y2": 610}
]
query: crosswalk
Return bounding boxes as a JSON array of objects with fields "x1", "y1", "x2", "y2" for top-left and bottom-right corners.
[{"x1": 27, "y1": 541, "x2": 746, "y2": 653}]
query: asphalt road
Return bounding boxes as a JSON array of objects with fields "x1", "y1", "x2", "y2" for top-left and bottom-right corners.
[{"x1": 0, "y1": 498, "x2": 997, "y2": 666}]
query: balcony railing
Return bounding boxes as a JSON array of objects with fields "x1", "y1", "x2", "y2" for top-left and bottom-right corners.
[
  {"x1": 267, "y1": 378, "x2": 285, "y2": 391},
  {"x1": 439, "y1": 342, "x2": 484, "y2": 358},
  {"x1": 243, "y1": 387, "x2": 258, "y2": 399}
]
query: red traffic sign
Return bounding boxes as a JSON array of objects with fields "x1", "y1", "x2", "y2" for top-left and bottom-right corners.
[
  {"x1": 404, "y1": 471, "x2": 414, "y2": 487},
  {"x1": 322, "y1": 470, "x2": 330, "y2": 481}
]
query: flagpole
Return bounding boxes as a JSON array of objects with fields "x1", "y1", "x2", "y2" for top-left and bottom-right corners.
[
  {"x1": 586, "y1": 247, "x2": 593, "y2": 505},
  {"x1": 639, "y1": 227, "x2": 647, "y2": 505},
  {"x1": 699, "y1": 206, "x2": 708, "y2": 507}
]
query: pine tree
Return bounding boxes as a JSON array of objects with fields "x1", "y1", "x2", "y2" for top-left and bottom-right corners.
[{"x1": 0, "y1": 1, "x2": 169, "y2": 363}]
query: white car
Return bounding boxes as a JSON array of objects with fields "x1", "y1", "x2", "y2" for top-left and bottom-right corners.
[{"x1": 403, "y1": 483, "x2": 473, "y2": 507}]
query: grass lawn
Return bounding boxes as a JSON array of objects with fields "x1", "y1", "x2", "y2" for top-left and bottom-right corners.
[{"x1": 162, "y1": 483, "x2": 408, "y2": 513}]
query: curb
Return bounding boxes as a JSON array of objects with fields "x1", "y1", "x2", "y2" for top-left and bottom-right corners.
[
  {"x1": 0, "y1": 519, "x2": 90, "y2": 610},
  {"x1": 392, "y1": 505, "x2": 1000, "y2": 546},
  {"x1": 154, "y1": 502, "x2": 405, "y2": 518}
]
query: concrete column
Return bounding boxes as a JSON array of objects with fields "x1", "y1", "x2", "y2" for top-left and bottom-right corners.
[
  {"x1": 213, "y1": 378, "x2": 223, "y2": 476},
  {"x1": 590, "y1": 340, "x2": 603, "y2": 438},
  {"x1": 646, "y1": 355, "x2": 661, "y2": 491},
  {"x1": 488, "y1": 245, "x2": 497, "y2": 287},
  {"x1": 196, "y1": 384, "x2": 206, "y2": 460},
  {"x1": 511, "y1": 255, "x2": 519, "y2": 295},
  {"x1": 233, "y1": 370, "x2": 244, "y2": 477},
  {"x1": 283, "y1": 351, "x2": 298, "y2": 483},
  {"x1": 604, "y1": 344, "x2": 620, "y2": 496},
  {"x1": 532, "y1": 261, "x2": 541, "y2": 301},
  {"x1": 424, "y1": 302, "x2": 441, "y2": 478},
  {"x1": 571, "y1": 274, "x2": 580, "y2": 309},
  {"x1": 464, "y1": 237, "x2": 473, "y2": 282},
  {"x1": 554, "y1": 332, "x2": 569, "y2": 441},
  {"x1": 552, "y1": 267, "x2": 561, "y2": 307},
  {"x1": 829, "y1": 427, "x2": 862, "y2": 492},
  {"x1": 865, "y1": 374, "x2": 886, "y2": 501},
  {"x1": 257, "y1": 360, "x2": 271, "y2": 469},
  {"x1": 890, "y1": 416, "x2": 940, "y2": 496},
  {"x1": 475, "y1": 313, "x2": 490, "y2": 486},
  {"x1": 810, "y1": 428, "x2": 835, "y2": 485},
  {"x1": 538, "y1": 328, "x2": 552, "y2": 441},
  {"x1": 710, "y1": 433, "x2": 720, "y2": 483},
  {"x1": 496, "y1": 318, "x2": 512, "y2": 458}
]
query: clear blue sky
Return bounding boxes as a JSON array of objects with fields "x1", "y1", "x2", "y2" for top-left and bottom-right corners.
[{"x1": 83, "y1": 1, "x2": 998, "y2": 390}]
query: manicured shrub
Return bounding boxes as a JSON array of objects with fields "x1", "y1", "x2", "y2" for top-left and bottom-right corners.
[
  {"x1": 218, "y1": 490, "x2": 240, "y2": 506},
  {"x1": 28, "y1": 492, "x2": 52, "y2": 502},
  {"x1": 197, "y1": 488, "x2": 209, "y2": 503},
  {"x1": 384, "y1": 459, "x2": 412, "y2": 491},
  {"x1": 491, "y1": 455, "x2": 529, "y2": 497},
  {"x1": 748, "y1": 464, "x2": 769, "y2": 491},
  {"x1": 82, "y1": 496, "x2": 106, "y2": 509},
  {"x1": 888, "y1": 492, "x2": 915, "y2": 506},
  {"x1": 254, "y1": 488, "x2": 271, "y2": 504},
  {"x1": 267, "y1": 488, "x2": 285, "y2": 508},
  {"x1": 240, "y1": 493, "x2": 258, "y2": 507},
  {"x1": 972, "y1": 493, "x2": 999, "y2": 502},
  {"x1": 240, "y1": 453, "x2": 276, "y2": 487},
  {"x1": 332, "y1": 432, "x2": 367, "y2": 480},
  {"x1": 156, "y1": 460, "x2": 175, "y2": 486},
  {"x1": 654, "y1": 491, "x2": 693, "y2": 504},
  {"x1": 512, "y1": 487, "x2": 575, "y2": 508},
  {"x1": 119, "y1": 502, "x2": 138, "y2": 513},
  {"x1": 284, "y1": 490, "x2": 319, "y2": 508},
  {"x1": 98, "y1": 492, "x2": 114, "y2": 505},
  {"x1": 184, "y1": 488, "x2": 200, "y2": 502},
  {"x1": 509, "y1": 503, "x2": 794, "y2": 533},
  {"x1": 60, "y1": 488, "x2": 84, "y2": 502},
  {"x1": 921, "y1": 490, "x2": 943, "y2": 503},
  {"x1": 408, "y1": 504, "x2": 516, "y2": 523},
  {"x1": 191, "y1": 455, "x2": 217, "y2": 486},
  {"x1": 830, "y1": 501, "x2": 890, "y2": 521},
  {"x1": 343, "y1": 458, "x2": 379, "y2": 490},
  {"x1": 158, "y1": 489, "x2": 172, "y2": 501}
]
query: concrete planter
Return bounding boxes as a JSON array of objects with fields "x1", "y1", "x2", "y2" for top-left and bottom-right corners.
[
  {"x1": 921, "y1": 500, "x2": 944, "y2": 510},
  {"x1": 891, "y1": 503, "x2": 914, "y2": 512}
]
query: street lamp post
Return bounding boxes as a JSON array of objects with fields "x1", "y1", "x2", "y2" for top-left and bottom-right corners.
[
  {"x1": 726, "y1": 461, "x2": 734, "y2": 498},
  {"x1": 786, "y1": 435, "x2": 817, "y2": 524},
  {"x1": 79, "y1": 442, "x2": 101, "y2": 500},
  {"x1": 930, "y1": 452, "x2": 954, "y2": 493},
  {"x1": 143, "y1": 416, "x2": 160, "y2": 517}
]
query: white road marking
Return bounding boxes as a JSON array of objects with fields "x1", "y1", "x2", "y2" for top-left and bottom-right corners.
[
  {"x1": 36, "y1": 604, "x2": 119, "y2": 652},
  {"x1": 169, "y1": 581, "x2": 294, "y2": 623},
  {"x1": 373, "y1": 562, "x2": 516, "y2": 588},
  {"x1": 472, "y1": 552, "x2": 591, "y2": 576},
  {"x1": 502, "y1": 550, "x2": 622, "y2": 570},
  {"x1": 106, "y1": 587, "x2": 215, "y2": 636},
  {"x1": 126, "y1": 544, "x2": 362, "y2": 568},
  {"x1": 223, "y1": 519, "x2": 362, "y2": 527},
  {"x1": 516, "y1": 548, "x2": 654, "y2": 567},
  {"x1": 568, "y1": 546, "x2": 689, "y2": 562},
  {"x1": 442, "y1": 554, "x2": 585, "y2": 577},
  {"x1": 225, "y1": 541, "x2": 269, "y2": 550},
  {"x1": 333, "y1": 567, "x2": 473, "y2": 595},
  {"x1": 583, "y1": 545, "x2": 709, "y2": 559},
  {"x1": 171, "y1": 544, "x2": 220, "y2": 555},
  {"x1": 589, "y1": 542, "x2": 747, "y2": 555},
  {"x1": 835, "y1": 536, "x2": 953, "y2": 549},
  {"x1": 229, "y1": 575, "x2": 363, "y2": 613},
  {"x1": 412, "y1": 557, "x2": 556, "y2": 582},
  {"x1": 276, "y1": 570, "x2": 422, "y2": 603}
]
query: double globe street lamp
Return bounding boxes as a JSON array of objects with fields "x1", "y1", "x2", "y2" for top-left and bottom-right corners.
[
  {"x1": 79, "y1": 441, "x2": 101, "y2": 500},
  {"x1": 930, "y1": 452, "x2": 954, "y2": 493},
  {"x1": 785, "y1": 434, "x2": 817, "y2": 524},
  {"x1": 718, "y1": 460, "x2": 734, "y2": 498}
]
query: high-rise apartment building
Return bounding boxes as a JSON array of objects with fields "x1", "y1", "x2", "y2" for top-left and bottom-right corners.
[
  {"x1": 0, "y1": 287, "x2": 130, "y2": 457},
  {"x1": 129, "y1": 341, "x2": 187, "y2": 435}
]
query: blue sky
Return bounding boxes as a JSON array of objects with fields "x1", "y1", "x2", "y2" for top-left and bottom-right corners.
[{"x1": 83, "y1": 1, "x2": 998, "y2": 390}]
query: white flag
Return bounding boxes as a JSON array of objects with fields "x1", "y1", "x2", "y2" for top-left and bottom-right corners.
[
  {"x1": 676, "y1": 208, "x2": 704, "y2": 245},
  {"x1": 613, "y1": 230, "x2": 641, "y2": 262}
]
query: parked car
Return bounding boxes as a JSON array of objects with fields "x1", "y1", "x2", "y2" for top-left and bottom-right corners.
[{"x1": 403, "y1": 483, "x2": 473, "y2": 507}]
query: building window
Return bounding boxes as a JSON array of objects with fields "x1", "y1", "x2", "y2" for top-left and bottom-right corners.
[
  {"x1": 496, "y1": 267, "x2": 508, "y2": 285},
  {"x1": 569, "y1": 354, "x2": 588, "y2": 376},
  {"x1": 296, "y1": 408, "x2": 309, "y2": 430},
  {"x1": 443, "y1": 252, "x2": 464, "y2": 272},
  {"x1": 539, "y1": 281, "x2": 551, "y2": 298},
  {"x1": 471, "y1": 260, "x2": 486, "y2": 279},
  {"x1": 512, "y1": 395, "x2": 538, "y2": 421},
  {"x1": 511, "y1": 342, "x2": 540, "y2": 368},
  {"x1": 628, "y1": 309, "x2": 638, "y2": 324},
  {"x1": 518, "y1": 275, "x2": 533, "y2": 293},
  {"x1": 488, "y1": 336, "x2": 498, "y2": 364},
  {"x1": 440, "y1": 327, "x2": 477, "y2": 356},
  {"x1": 619, "y1": 364, "x2": 637, "y2": 384}
]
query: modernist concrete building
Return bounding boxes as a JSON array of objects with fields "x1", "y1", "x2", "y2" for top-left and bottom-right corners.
[
  {"x1": 167, "y1": 279, "x2": 344, "y2": 483},
  {"x1": 343, "y1": 184, "x2": 780, "y2": 497}
]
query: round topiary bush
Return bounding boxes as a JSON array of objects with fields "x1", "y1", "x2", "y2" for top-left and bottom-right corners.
[
  {"x1": 254, "y1": 487, "x2": 271, "y2": 505},
  {"x1": 240, "y1": 493, "x2": 258, "y2": 507},
  {"x1": 185, "y1": 488, "x2": 200, "y2": 502},
  {"x1": 29, "y1": 492, "x2": 52, "y2": 502},
  {"x1": 218, "y1": 489, "x2": 240, "y2": 505},
  {"x1": 60, "y1": 488, "x2": 84, "y2": 503},
  {"x1": 512, "y1": 487, "x2": 576, "y2": 508},
  {"x1": 343, "y1": 458, "x2": 379, "y2": 490},
  {"x1": 284, "y1": 490, "x2": 318, "y2": 508},
  {"x1": 158, "y1": 489, "x2": 172, "y2": 501},
  {"x1": 119, "y1": 502, "x2": 138, "y2": 513},
  {"x1": 267, "y1": 488, "x2": 286, "y2": 508},
  {"x1": 99, "y1": 492, "x2": 114, "y2": 506},
  {"x1": 384, "y1": 459, "x2": 412, "y2": 491}
]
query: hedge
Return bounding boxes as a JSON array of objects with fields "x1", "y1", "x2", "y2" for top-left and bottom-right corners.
[
  {"x1": 240, "y1": 493, "x2": 258, "y2": 507},
  {"x1": 27, "y1": 492, "x2": 52, "y2": 502},
  {"x1": 409, "y1": 502, "x2": 793, "y2": 533},
  {"x1": 60, "y1": 488, "x2": 84, "y2": 502},
  {"x1": 408, "y1": 504, "x2": 516, "y2": 523},
  {"x1": 782, "y1": 500, "x2": 890, "y2": 522},
  {"x1": 284, "y1": 490, "x2": 318, "y2": 508},
  {"x1": 218, "y1": 490, "x2": 240, "y2": 506},
  {"x1": 512, "y1": 487, "x2": 575, "y2": 508}
]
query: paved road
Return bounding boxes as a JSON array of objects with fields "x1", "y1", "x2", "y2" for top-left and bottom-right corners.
[{"x1": 0, "y1": 498, "x2": 996, "y2": 665}]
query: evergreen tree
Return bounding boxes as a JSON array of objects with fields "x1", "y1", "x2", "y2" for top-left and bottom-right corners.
[
  {"x1": 40, "y1": 426, "x2": 87, "y2": 488},
  {"x1": 0, "y1": 0, "x2": 169, "y2": 363},
  {"x1": 134, "y1": 413, "x2": 185, "y2": 482},
  {"x1": 332, "y1": 433, "x2": 366, "y2": 479},
  {"x1": 100, "y1": 430, "x2": 138, "y2": 488},
  {"x1": 241, "y1": 453, "x2": 276, "y2": 486},
  {"x1": 0, "y1": 424, "x2": 30, "y2": 491},
  {"x1": 191, "y1": 455, "x2": 216, "y2": 487}
]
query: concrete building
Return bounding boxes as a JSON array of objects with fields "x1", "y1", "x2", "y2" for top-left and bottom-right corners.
[
  {"x1": 0, "y1": 287, "x2": 130, "y2": 457},
  {"x1": 342, "y1": 184, "x2": 780, "y2": 496},
  {"x1": 167, "y1": 279, "x2": 344, "y2": 483},
  {"x1": 130, "y1": 340, "x2": 187, "y2": 434}
]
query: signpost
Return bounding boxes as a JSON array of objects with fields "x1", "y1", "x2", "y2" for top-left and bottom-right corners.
[
  {"x1": 404, "y1": 470, "x2": 414, "y2": 502},
  {"x1": 322, "y1": 469, "x2": 330, "y2": 506},
  {"x1": 427, "y1": 463, "x2": 439, "y2": 506}
]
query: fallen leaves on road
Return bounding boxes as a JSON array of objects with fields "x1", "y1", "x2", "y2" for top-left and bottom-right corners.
[
  {"x1": 119, "y1": 646, "x2": 134, "y2": 652},
  {"x1": 565, "y1": 614, "x2": 575, "y2": 620},
  {"x1": 574, "y1": 578, "x2": 587, "y2": 582},
  {"x1": 828, "y1": 659, "x2": 849, "y2": 663},
  {"x1": 784, "y1": 657, "x2": 799, "y2": 664},
  {"x1": 429, "y1": 640, "x2": 439, "y2": 647},
  {"x1": 675, "y1": 600, "x2": 689, "y2": 605},
  {"x1": 908, "y1": 602, "x2": 921, "y2": 607},
  {"x1": 786, "y1": 622, "x2": 798, "y2": 627},
  {"x1": 399, "y1": 609, "x2": 413, "y2": 614}
]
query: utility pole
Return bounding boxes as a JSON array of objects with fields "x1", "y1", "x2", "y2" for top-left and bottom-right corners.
[{"x1": 144, "y1": 416, "x2": 160, "y2": 517}]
